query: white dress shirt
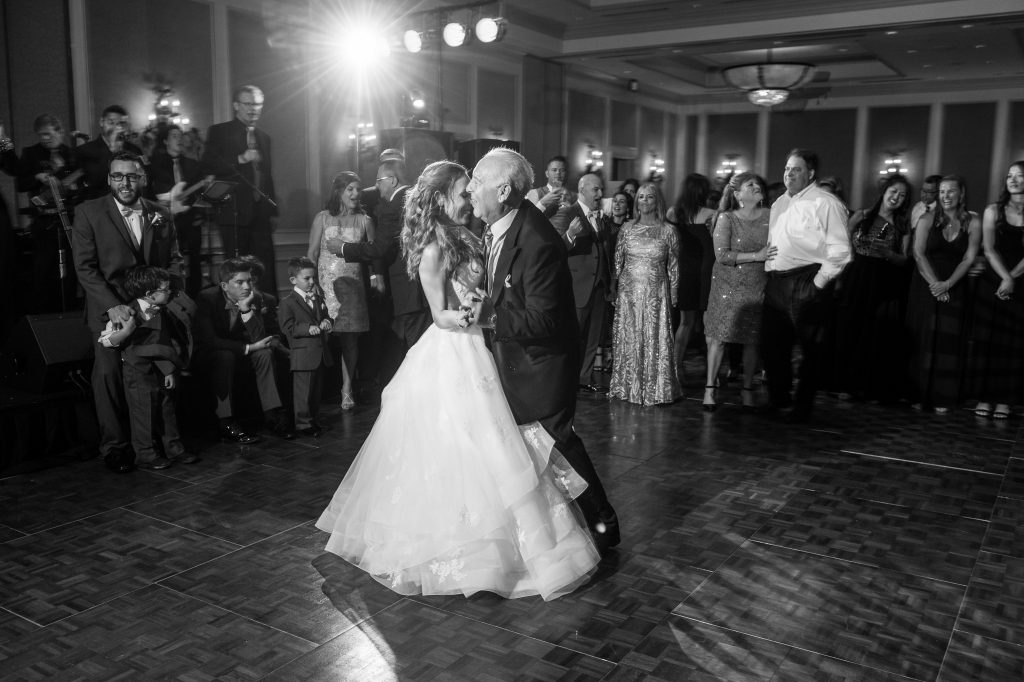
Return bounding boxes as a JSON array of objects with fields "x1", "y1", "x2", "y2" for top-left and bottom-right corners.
[
  {"x1": 486, "y1": 208, "x2": 518, "y2": 286},
  {"x1": 767, "y1": 182, "x2": 851, "y2": 288}
]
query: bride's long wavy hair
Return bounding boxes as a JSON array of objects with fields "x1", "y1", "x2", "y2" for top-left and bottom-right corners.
[{"x1": 401, "y1": 160, "x2": 478, "y2": 280}]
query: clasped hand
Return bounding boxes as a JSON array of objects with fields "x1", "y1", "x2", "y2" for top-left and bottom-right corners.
[{"x1": 457, "y1": 287, "x2": 493, "y2": 328}]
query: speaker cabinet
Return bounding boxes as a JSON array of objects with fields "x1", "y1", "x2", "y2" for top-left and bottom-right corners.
[
  {"x1": 379, "y1": 128, "x2": 455, "y2": 181},
  {"x1": 457, "y1": 139, "x2": 521, "y2": 170},
  {"x1": 3, "y1": 314, "x2": 94, "y2": 393}
]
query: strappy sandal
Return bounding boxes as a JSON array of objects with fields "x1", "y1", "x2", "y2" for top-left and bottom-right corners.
[
  {"x1": 702, "y1": 385, "x2": 717, "y2": 412},
  {"x1": 974, "y1": 402, "x2": 992, "y2": 418},
  {"x1": 993, "y1": 404, "x2": 1011, "y2": 420},
  {"x1": 341, "y1": 392, "x2": 355, "y2": 411}
]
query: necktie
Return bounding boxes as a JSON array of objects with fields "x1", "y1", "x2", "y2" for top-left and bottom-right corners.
[
  {"x1": 121, "y1": 205, "x2": 143, "y2": 248},
  {"x1": 172, "y1": 156, "x2": 182, "y2": 185},
  {"x1": 306, "y1": 294, "x2": 317, "y2": 313},
  {"x1": 246, "y1": 126, "x2": 261, "y2": 201},
  {"x1": 484, "y1": 230, "x2": 495, "y2": 294}
]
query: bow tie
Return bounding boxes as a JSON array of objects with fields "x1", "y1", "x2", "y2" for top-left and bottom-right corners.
[
  {"x1": 587, "y1": 210, "x2": 600, "y2": 220},
  {"x1": 120, "y1": 204, "x2": 143, "y2": 216}
]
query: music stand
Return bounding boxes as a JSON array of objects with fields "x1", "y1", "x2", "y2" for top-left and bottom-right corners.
[{"x1": 194, "y1": 180, "x2": 236, "y2": 208}]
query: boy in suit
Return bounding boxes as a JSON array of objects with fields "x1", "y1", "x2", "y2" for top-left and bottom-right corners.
[
  {"x1": 99, "y1": 265, "x2": 197, "y2": 470},
  {"x1": 278, "y1": 257, "x2": 333, "y2": 437}
]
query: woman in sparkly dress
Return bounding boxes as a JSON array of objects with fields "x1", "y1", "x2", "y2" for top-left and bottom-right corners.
[
  {"x1": 307, "y1": 171, "x2": 372, "y2": 410},
  {"x1": 833, "y1": 174, "x2": 913, "y2": 403},
  {"x1": 610, "y1": 183, "x2": 681, "y2": 406},
  {"x1": 702, "y1": 173, "x2": 770, "y2": 411},
  {"x1": 907, "y1": 175, "x2": 981, "y2": 413},
  {"x1": 969, "y1": 161, "x2": 1024, "y2": 419}
]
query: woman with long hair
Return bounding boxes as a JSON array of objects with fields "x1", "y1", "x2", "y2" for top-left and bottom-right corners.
[
  {"x1": 610, "y1": 182, "x2": 681, "y2": 405},
  {"x1": 317, "y1": 160, "x2": 599, "y2": 601},
  {"x1": 833, "y1": 174, "x2": 913, "y2": 403},
  {"x1": 969, "y1": 160, "x2": 1024, "y2": 419},
  {"x1": 701, "y1": 172, "x2": 770, "y2": 411},
  {"x1": 668, "y1": 173, "x2": 717, "y2": 385},
  {"x1": 907, "y1": 175, "x2": 981, "y2": 413},
  {"x1": 307, "y1": 171, "x2": 372, "y2": 410}
]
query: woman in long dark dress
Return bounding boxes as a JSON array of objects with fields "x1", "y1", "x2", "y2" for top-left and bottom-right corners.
[
  {"x1": 969, "y1": 160, "x2": 1024, "y2": 419},
  {"x1": 834, "y1": 174, "x2": 913, "y2": 403},
  {"x1": 907, "y1": 175, "x2": 981, "y2": 413},
  {"x1": 668, "y1": 174, "x2": 716, "y2": 385}
]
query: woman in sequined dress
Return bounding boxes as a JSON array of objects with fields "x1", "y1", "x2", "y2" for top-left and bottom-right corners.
[
  {"x1": 702, "y1": 173, "x2": 770, "y2": 411},
  {"x1": 833, "y1": 174, "x2": 913, "y2": 403},
  {"x1": 610, "y1": 182, "x2": 681, "y2": 406},
  {"x1": 307, "y1": 171, "x2": 372, "y2": 410},
  {"x1": 316, "y1": 161, "x2": 599, "y2": 600},
  {"x1": 907, "y1": 175, "x2": 981, "y2": 412},
  {"x1": 969, "y1": 161, "x2": 1024, "y2": 419}
]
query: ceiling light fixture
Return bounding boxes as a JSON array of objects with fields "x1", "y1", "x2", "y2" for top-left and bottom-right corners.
[{"x1": 722, "y1": 56, "x2": 816, "y2": 108}]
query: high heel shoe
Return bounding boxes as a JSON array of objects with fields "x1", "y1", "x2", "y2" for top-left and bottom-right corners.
[
  {"x1": 741, "y1": 386, "x2": 756, "y2": 411},
  {"x1": 702, "y1": 385, "x2": 717, "y2": 412}
]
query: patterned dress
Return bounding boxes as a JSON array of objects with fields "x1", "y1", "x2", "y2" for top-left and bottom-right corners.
[
  {"x1": 314, "y1": 210, "x2": 369, "y2": 333},
  {"x1": 610, "y1": 221, "x2": 681, "y2": 406},
  {"x1": 703, "y1": 210, "x2": 769, "y2": 344},
  {"x1": 907, "y1": 214, "x2": 975, "y2": 407}
]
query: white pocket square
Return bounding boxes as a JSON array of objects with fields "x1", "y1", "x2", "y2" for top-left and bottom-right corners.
[{"x1": 504, "y1": 274, "x2": 512, "y2": 288}]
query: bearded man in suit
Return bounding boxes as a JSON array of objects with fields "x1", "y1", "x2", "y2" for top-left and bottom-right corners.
[
  {"x1": 73, "y1": 151, "x2": 182, "y2": 472},
  {"x1": 466, "y1": 147, "x2": 620, "y2": 554}
]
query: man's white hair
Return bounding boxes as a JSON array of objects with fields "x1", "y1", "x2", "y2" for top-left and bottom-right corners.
[{"x1": 480, "y1": 147, "x2": 534, "y2": 198}]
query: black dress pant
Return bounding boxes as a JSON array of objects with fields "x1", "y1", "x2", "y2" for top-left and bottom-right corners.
[{"x1": 761, "y1": 264, "x2": 832, "y2": 412}]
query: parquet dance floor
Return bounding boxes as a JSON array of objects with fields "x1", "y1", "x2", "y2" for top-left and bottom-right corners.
[{"x1": 1, "y1": 371, "x2": 1022, "y2": 680}]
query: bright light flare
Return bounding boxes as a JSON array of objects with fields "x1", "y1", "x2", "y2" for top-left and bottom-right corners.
[
  {"x1": 403, "y1": 29, "x2": 423, "y2": 53},
  {"x1": 335, "y1": 23, "x2": 391, "y2": 69},
  {"x1": 475, "y1": 17, "x2": 506, "y2": 43}
]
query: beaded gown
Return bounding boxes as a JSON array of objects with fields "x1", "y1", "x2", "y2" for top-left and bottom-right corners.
[
  {"x1": 314, "y1": 210, "x2": 369, "y2": 332},
  {"x1": 704, "y1": 210, "x2": 769, "y2": 344},
  {"x1": 610, "y1": 221, "x2": 681, "y2": 405},
  {"x1": 316, "y1": 258, "x2": 600, "y2": 600}
]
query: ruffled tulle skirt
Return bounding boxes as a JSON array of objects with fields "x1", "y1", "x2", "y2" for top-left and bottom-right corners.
[{"x1": 316, "y1": 324, "x2": 600, "y2": 600}]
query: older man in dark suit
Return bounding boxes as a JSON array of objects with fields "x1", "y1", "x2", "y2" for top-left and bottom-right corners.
[
  {"x1": 72, "y1": 151, "x2": 182, "y2": 472},
  {"x1": 202, "y1": 85, "x2": 278, "y2": 293},
  {"x1": 466, "y1": 147, "x2": 619, "y2": 554}
]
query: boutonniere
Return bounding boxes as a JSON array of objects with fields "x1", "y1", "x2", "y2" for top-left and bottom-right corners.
[
  {"x1": 259, "y1": 306, "x2": 268, "y2": 315},
  {"x1": 149, "y1": 212, "x2": 166, "y2": 229},
  {"x1": 504, "y1": 274, "x2": 512, "y2": 288}
]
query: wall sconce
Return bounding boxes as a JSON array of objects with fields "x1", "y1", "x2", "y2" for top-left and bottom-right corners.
[
  {"x1": 716, "y1": 155, "x2": 743, "y2": 177},
  {"x1": 586, "y1": 145, "x2": 604, "y2": 173},
  {"x1": 648, "y1": 153, "x2": 665, "y2": 181},
  {"x1": 879, "y1": 153, "x2": 909, "y2": 176}
]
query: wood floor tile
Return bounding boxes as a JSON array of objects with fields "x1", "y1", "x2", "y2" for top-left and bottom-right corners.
[
  {"x1": 262, "y1": 599, "x2": 615, "y2": 681},
  {"x1": 0, "y1": 584, "x2": 314, "y2": 680},
  {"x1": 983, "y1": 495, "x2": 1024, "y2": 558},
  {"x1": 938, "y1": 630, "x2": 1024, "y2": 681},
  {"x1": 752, "y1": 489, "x2": 985, "y2": 583},
  {"x1": 805, "y1": 457, "x2": 1001, "y2": 520},
  {"x1": 411, "y1": 549, "x2": 709, "y2": 663},
  {"x1": 957, "y1": 551, "x2": 1024, "y2": 647},
  {"x1": 0, "y1": 524, "x2": 25, "y2": 543},
  {"x1": 0, "y1": 607, "x2": 39, "y2": 641},
  {"x1": 125, "y1": 464, "x2": 337, "y2": 545},
  {"x1": 163, "y1": 523, "x2": 402, "y2": 644},
  {"x1": 1002, "y1": 457, "x2": 1024, "y2": 500},
  {"x1": 0, "y1": 507, "x2": 238, "y2": 625},
  {"x1": 673, "y1": 541, "x2": 964, "y2": 679},
  {"x1": 0, "y1": 461, "x2": 193, "y2": 533}
]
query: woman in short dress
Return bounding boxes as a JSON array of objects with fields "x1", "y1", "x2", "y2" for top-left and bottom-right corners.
[
  {"x1": 307, "y1": 171, "x2": 372, "y2": 410},
  {"x1": 702, "y1": 172, "x2": 770, "y2": 411}
]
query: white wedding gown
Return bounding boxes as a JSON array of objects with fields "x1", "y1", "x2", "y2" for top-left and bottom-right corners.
[{"x1": 316, "y1": 259, "x2": 600, "y2": 600}]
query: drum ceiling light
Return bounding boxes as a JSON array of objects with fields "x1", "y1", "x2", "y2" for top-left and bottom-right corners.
[{"x1": 721, "y1": 62, "x2": 815, "y2": 107}]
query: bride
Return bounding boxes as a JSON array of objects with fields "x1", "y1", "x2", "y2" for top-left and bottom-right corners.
[{"x1": 316, "y1": 161, "x2": 600, "y2": 600}]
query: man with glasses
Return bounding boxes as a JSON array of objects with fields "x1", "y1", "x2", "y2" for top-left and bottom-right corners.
[
  {"x1": 75, "y1": 105, "x2": 142, "y2": 201},
  {"x1": 325, "y1": 157, "x2": 427, "y2": 387},
  {"x1": 73, "y1": 151, "x2": 183, "y2": 472},
  {"x1": 203, "y1": 84, "x2": 279, "y2": 293}
]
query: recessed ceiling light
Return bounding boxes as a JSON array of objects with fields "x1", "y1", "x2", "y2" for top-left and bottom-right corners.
[
  {"x1": 975, "y1": 44, "x2": 987, "y2": 48},
  {"x1": 906, "y1": 49, "x2": 917, "y2": 54},
  {"x1": 773, "y1": 40, "x2": 784, "y2": 45},
  {"x1": 886, "y1": 30, "x2": 898, "y2": 35},
  {"x1": 838, "y1": 47, "x2": 848, "y2": 52},
  {"x1": 922, "y1": 64, "x2": 932, "y2": 68},
  {"x1": 623, "y1": 69, "x2": 632, "y2": 74},
  {"x1": 961, "y1": 24, "x2": 973, "y2": 29}
]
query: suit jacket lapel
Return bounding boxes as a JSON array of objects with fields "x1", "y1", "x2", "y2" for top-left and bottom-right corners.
[
  {"x1": 490, "y1": 209, "x2": 526, "y2": 307},
  {"x1": 140, "y1": 200, "x2": 156, "y2": 261}
]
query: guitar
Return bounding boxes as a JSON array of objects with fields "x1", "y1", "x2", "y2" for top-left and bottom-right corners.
[
  {"x1": 156, "y1": 176, "x2": 214, "y2": 215},
  {"x1": 31, "y1": 169, "x2": 83, "y2": 211}
]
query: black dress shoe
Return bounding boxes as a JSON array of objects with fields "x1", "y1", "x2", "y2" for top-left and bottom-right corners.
[
  {"x1": 220, "y1": 423, "x2": 262, "y2": 444},
  {"x1": 137, "y1": 456, "x2": 172, "y2": 471},
  {"x1": 270, "y1": 422, "x2": 296, "y2": 440},
  {"x1": 592, "y1": 512, "x2": 621, "y2": 556},
  {"x1": 171, "y1": 451, "x2": 199, "y2": 464},
  {"x1": 103, "y1": 453, "x2": 134, "y2": 474},
  {"x1": 578, "y1": 383, "x2": 597, "y2": 393},
  {"x1": 297, "y1": 425, "x2": 323, "y2": 438}
]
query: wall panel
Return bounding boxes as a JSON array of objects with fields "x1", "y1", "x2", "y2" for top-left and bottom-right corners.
[
  {"x1": 864, "y1": 105, "x2": 930, "y2": 207},
  {"x1": 768, "y1": 109, "x2": 857, "y2": 197},
  {"x1": 941, "y1": 102, "x2": 996, "y2": 212}
]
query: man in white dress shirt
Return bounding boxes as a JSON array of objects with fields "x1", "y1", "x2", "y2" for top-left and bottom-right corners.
[
  {"x1": 762, "y1": 148, "x2": 851, "y2": 422},
  {"x1": 525, "y1": 155, "x2": 575, "y2": 219}
]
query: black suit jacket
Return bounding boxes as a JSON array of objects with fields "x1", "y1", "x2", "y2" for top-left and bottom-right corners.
[
  {"x1": 146, "y1": 150, "x2": 204, "y2": 198},
  {"x1": 74, "y1": 137, "x2": 143, "y2": 201},
  {"x1": 488, "y1": 201, "x2": 580, "y2": 425},
  {"x1": 201, "y1": 119, "x2": 277, "y2": 225},
  {"x1": 277, "y1": 291, "x2": 333, "y2": 371},
  {"x1": 72, "y1": 195, "x2": 182, "y2": 331},
  {"x1": 11, "y1": 143, "x2": 79, "y2": 196},
  {"x1": 194, "y1": 285, "x2": 281, "y2": 357},
  {"x1": 553, "y1": 202, "x2": 613, "y2": 306}
]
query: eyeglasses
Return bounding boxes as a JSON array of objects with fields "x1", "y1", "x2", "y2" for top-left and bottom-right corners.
[
  {"x1": 236, "y1": 101, "x2": 264, "y2": 109},
  {"x1": 109, "y1": 172, "x2": 143, "y2": 182},
  {"x1": 375, "y1": 176, "x2": 394, "y2": 184}
]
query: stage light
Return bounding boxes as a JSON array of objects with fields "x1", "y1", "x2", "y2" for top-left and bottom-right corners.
[
  {"x1": 475, "y1": 16, "x2": 506, "y2": 43},
  {"x1": 336, "y1": 23, "x2": 390, "y2": 68},
  {"x1": 443, "y1": 21, "x2": 469, "y2": 47},
  {"x1": 404, "y1": 29, "x2": 423, "y2": 53}
]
